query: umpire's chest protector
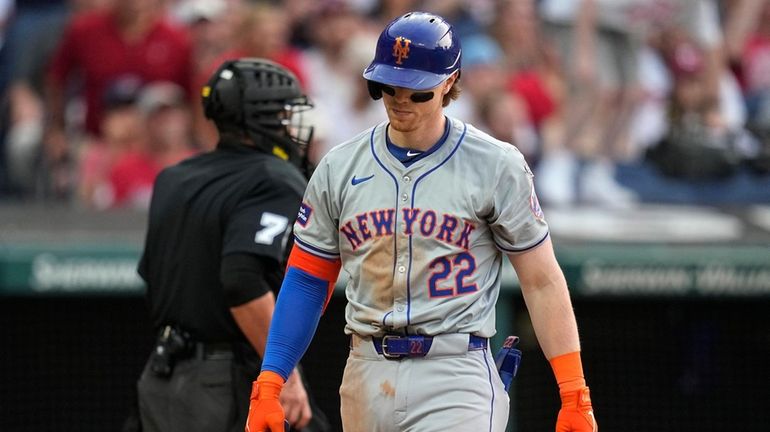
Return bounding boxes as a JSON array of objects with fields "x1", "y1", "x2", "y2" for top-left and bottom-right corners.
[{"x1": 294, "y1": 117, "x2": 549, "y2": 337}]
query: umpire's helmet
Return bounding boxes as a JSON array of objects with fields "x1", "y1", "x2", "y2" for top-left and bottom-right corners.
[
  {"x1": 363, "y1": 11, "x2": 461, "y2": 98},
  {"x1": 202, "y1": 58, "x2": 314, "y2": 172}
]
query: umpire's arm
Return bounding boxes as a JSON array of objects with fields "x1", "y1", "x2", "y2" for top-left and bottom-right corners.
[
  {"x1": 222, "y1": 253, "x2": 277, "y2": 357},
  {"x1": 223, "y1": 253, "x2": 312, "y2": 429}
]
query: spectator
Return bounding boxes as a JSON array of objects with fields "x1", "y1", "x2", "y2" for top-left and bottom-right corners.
[
  {"x1": 537, "y1": 0, "x2": 643, "y2": 207},
  {"x1": 477, "y1": 90, "x2": 539, "y2": 163},
  {"x1": 302, "y1": 1, "x2": 384, "y2": 161},
  {"x1": 173, "y1": 0, "x2": 239, "y2": 154},
  {"x1": 715, "y1": 0, "x2": 770, "y2": 174},
  {"x1": 213, "y1": 1, "x2": 306, "y2": 85},
  {"x1": 44, "y1": 0, "x2": 192, "y2": 197},
  {"x1": 453, "y1": 33, "x2": 537, "y2": 163},
  {"x1": 645, "y1": 24, "x2": 754, "y2": 180},
  {"x1": 422, "y1": 0, "x2": 488, "y2": 41},
  {"x1": 0, "y1": 1, "x2": 71, "y2": 97},
  {"x1": 726, "y1": 0, "x2": 770, "y2": 129},
  {"x1": 3, "y1": 0, "x2": 109, "y2": 198},
  {"x1": 192, "y1": 1, "x2": 308, "y2": 150},
  {"x1": 137, "y1": 81, "x2": 199, "y2": 169},
  {"x1": 0, "y1": 0, "x2": 18, "y2": 195},
  {"x1": 492, "y1": 0, "x2": 562, "y2": 131},
  {"x1": 489, "y1": 0, "x2": 564, "y2": 166},
  {"x1": 79, "y1": 76, "x2": 156, "y2": 210},
  {"x1": 536, "y1": 0, "x2": 733, "y2": 207},
  {"x1": 103, "y1": 138, "x2": 158, "y2": 210},
  {"x1": 366, "y1": 0, "x2": 421, "y2": 27},
  {"x1": 283, "y1": 0, "x2": 323, "y2": 49},
  {"x1": 456, "y1": 34, "x2": 508, "y2": 124},
  {"x1": 172, "y1": 0, "x2": 230, "y2": 82}
]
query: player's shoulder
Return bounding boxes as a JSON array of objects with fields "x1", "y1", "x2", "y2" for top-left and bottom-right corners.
[{"x1": 456, "y1": 119, "x2": 526, "y2": 161}]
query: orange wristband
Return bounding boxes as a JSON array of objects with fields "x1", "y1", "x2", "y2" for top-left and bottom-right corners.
[
  {"x1": 255, "y1": 370, "x2": 285, "y2": 400},
  {"x1": 549, "y1": 351, "x2": 586, "y2": 393}
]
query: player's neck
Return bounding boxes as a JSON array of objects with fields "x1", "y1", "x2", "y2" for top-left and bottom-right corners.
[{"x1": 388, "y1": 114, "x2": 447, "y2": 152}]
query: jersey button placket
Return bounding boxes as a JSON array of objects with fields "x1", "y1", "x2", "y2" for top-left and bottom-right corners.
[
  {"x1": 393, "y1": 174, "x2": 412, "y2": 328},
  {"x1": 392, "y1": 263, "x2": 408, "y2": 324}
]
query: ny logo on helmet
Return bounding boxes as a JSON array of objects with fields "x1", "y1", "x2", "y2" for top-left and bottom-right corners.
[{"x1": 392, "y1": 36, "x2": 411, "y2": 65}]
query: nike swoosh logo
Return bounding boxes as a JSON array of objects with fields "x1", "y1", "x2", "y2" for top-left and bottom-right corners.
[
  {"x1": 406, "y1": 151, "x2": 421, "y2": 157},
  {"x1": 351, "y1": 175, "x2": 375, "y2": 186}
]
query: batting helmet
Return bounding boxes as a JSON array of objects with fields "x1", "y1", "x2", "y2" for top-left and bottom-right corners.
[
  {"x1": 363, "y1": 11, "x2": 461, "y2": 99},
  {"x1": 202, "y1": 58, "x2": 314, "y2": 172}
]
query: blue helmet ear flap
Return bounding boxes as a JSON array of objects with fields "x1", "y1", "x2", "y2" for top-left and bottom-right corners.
[{"x1": 367, "y1": 80, "x2": 383, "y2": 100}]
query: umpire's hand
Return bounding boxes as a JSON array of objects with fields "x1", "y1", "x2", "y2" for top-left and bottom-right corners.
[{"x1": 280, "y1": 368, "x2": 312, "y2": 429}]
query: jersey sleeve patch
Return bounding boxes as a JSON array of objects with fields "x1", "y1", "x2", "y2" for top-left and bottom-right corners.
[
  {"x1": 297, "y1": 202, "x2": 313, "y2": 228},
  {"x1": 529, "y1": 182, "x2": 545, "y2": 222}
]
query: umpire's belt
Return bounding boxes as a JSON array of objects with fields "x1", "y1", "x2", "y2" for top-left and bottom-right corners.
[
  {"x1": 368, "y1": 334, "x2": 487, "y2": 359},
  {"x1": 193, "y1": 342, "x2": 234, "y2": 360}
]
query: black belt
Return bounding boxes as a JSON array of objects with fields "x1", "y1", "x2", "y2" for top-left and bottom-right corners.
[
  {"x1": 193, "y1": 342, "x2": 233, "y2": 360},
  {"x1": 155, "y1": 325, "x2": 233, "y2": 360},
  {"x1": 372, "y1": 334, "x2": 487, "y2": 359}
]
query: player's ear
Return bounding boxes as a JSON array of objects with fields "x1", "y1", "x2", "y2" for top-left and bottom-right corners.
[{"x1": 443, "y1": 71, "x2": 459, "y2": 95}]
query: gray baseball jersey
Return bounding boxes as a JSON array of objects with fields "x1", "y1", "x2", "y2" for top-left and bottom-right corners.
[{"x1": 293, "y1": 116, "x2": 549, "y2": 338}]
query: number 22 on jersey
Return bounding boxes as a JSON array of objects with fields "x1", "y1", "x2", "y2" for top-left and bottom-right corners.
[{"x1": 428, "y1": 252, "x2": 478, "y2": 297}]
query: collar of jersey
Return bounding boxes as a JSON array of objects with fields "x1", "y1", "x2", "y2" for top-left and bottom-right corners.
[
  {"x1": 385, "y1": 117, "x2": 451, "y2": 168},
  {"x1": 217, "y1": 136, "x2": 271, "y2": 153}
]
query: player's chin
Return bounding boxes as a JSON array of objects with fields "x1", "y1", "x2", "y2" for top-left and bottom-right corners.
[
  {"x1": 388, "y1": 120, "x2": 417, "y2": 133},
  {"x1": 387, "y1": 114, "x2": 416, "y2": 131}
]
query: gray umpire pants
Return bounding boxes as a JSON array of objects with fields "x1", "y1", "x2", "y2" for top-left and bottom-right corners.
[{"x1": 137, "y1": 347, "x2": 253, "y2": 432}]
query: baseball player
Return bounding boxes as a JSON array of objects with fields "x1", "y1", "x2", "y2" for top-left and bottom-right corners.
[
  {"x1": 246, "y1": 12, "x2": 597, "y2": 432},
  {"x1": 136, "y1": 58, "x2": 329, "y2": 432}
]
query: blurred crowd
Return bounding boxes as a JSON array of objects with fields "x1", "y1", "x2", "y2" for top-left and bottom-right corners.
[{"x1": 0, "y1": 0, "x2": 769, "y2": 210}]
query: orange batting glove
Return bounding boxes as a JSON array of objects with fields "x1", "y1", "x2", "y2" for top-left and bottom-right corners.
[
  {"x1": 245, "y1": 371, "x2": 286, "y2": 432},
  {"x1": 550, "y1": 351, "x2": 598, "y2": 432}
]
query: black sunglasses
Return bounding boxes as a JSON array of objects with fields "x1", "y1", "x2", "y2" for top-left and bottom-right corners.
[{"x1": 380, "y1": 84, "x2": 435, "y2": 103}]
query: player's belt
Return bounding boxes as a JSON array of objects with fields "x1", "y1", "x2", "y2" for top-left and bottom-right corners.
[{"x1": 372, "y1": 334, "x2": 487, "y2": 359}]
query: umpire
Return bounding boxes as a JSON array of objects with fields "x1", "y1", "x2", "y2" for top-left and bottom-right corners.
[{"x1": 135, "y1": 58, "x2": 328, "y2": 432}]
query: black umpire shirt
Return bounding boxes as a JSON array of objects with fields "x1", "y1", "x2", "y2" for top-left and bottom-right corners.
[{"x1": 138, "y1": 138, "x2": 307, "y2": 344}]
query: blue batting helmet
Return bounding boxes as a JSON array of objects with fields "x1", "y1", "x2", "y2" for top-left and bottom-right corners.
[{"x1": 363, "y1": 11, "x2": 461, "y2": 98}]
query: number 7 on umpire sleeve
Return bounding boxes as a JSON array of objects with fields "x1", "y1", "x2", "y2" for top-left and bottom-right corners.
[{"x1": 255, "y1": 213, "x2": 289, "y2": 245}]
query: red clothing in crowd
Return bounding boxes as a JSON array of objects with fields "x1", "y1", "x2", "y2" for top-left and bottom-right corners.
[
  {"x1": 742, "y1": 35, "x2": 770, "y2": 95},
  {"x1": 507, "y1": 71, "x2": 557, "y2": 127},
  {"x1": 108, "y1": 151, "x2": 160, "y2": 208},
  {"x1": 48, "y1": 10, "x2": 193, "y2": 135}
]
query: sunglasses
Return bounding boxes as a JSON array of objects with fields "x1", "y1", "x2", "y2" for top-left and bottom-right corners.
[{"x1": 380, "y1": 84, "x2": 435, "y2": 103}]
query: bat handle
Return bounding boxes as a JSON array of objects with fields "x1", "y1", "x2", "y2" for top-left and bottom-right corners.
[{"x1": 284, "y1": 420, "x2": 291, "y2": 432}]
